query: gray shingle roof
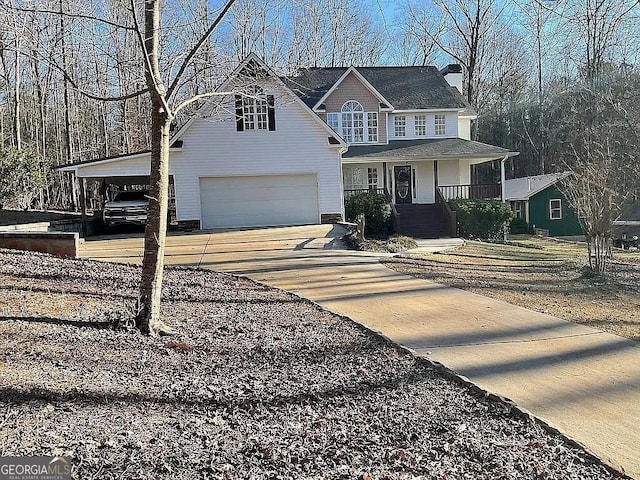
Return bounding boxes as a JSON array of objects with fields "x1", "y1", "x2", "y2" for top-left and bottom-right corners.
[
  {"x1": 343, "y1": 139, "x2": 517, "y2": 160},
  {"x1": 283, "y1": 66, "x2": 473, "y2": 112},
  {"x1": 503, "y1": 173, "x2": 571, "y2": 201}
]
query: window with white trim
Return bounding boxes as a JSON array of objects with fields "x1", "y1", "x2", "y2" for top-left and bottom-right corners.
[
  {"x1": 511, "y1": 200, "x2": 526, "y2": 219},
  {"x1": 414, "y1": 115, "x2": 426, "y2": 136},
  {"x1": 434, "y1": 114, "x2": 446, "y2": 136},
  {"x1": 367, "y1": 168, "x2": 378, "y2": 189},
  {"x1": 235, "y1": 85, "x2": 275, "y2": 131},
  {"x1": 394, "y1": 116, "x2": 406, "y2": 136},
  {"x1": 367, "y1": 112, "x2": 378, "y2": 142},
  {"x1": 343, "y1": 167, "x2": 365, "y2": 190},
  {"x1": 549, "y1": 199, "x2": 562, "y2": 220},
  {"x1": 327, "y1": 113, "x2": 339, "y2": 131},
  {"x1": 327, "y1": 101, "x2": 378, "y2": 143},
  {"x1": 342, "y1": 101, "x2": 364, "y2": 143}
]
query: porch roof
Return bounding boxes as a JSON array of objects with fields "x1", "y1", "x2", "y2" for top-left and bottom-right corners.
[{"x1": 342, "y1": 138, "x2": 518, "y2": 162}]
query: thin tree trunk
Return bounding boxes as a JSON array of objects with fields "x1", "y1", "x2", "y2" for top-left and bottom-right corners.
[
  {"x1": 136, "y1": 0, "x2": 174, "y2": 335},
  {"x1": 13, "y1": 43, "x2": 21, "y2": 151}
]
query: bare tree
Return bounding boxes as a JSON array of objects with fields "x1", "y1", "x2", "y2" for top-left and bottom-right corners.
[
  {"x1": 398, "y1": 1, "x2": 444, "y2": 65},
  {"x1": 403, "y1": 0, "x2": 508, "y2": 108},
  {"x1": 548, "y1": 0, "x2": 640, "y2": 80},
  {"x1": 550, "y1": 73, "x2": 640, "y2": 273},
  {"x1": 133, "y1": 0, "x2": 237, "y2": 335},
  {"x1": 287, "y1": 0, "x2": 385, "y2": 68},
  {"x1": 5, "y1": 0, "x2": 237, "y2": 334}
]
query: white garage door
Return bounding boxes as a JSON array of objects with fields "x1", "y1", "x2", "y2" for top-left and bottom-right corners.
[{"x1": 199, "y1": 174, "x2": 319, "y2": 228}]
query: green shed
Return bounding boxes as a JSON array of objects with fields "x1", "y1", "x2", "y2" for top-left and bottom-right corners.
[{"x1": 504, "y1": 173, "x2": 584, "y2": 237}]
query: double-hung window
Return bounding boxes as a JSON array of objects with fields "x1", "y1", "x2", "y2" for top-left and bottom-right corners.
[
  {"x1": 327, "y1": 113, "x2": 340, "y2": 131},
  {"x1": 367, "y1": 113, "x2": 378, "y2": 142},
  {"x1": 434, "y1": 114, "x2": 446, "y2": 136},
  {"x1": 549, "y1": 199, "x2": 562, "y2": 220},
  {"x1": 394, "y1": 116, "x2": 406, "y2": 137},
  {"x1": 343, "y1": 167, "x2": 365, "y2": 190},
  {"x1": 367, "y1": 168, "x2": 378, "y2": 190},
  {"x1": 414, "y1": 115, "x2": 426, "y2": 136}
]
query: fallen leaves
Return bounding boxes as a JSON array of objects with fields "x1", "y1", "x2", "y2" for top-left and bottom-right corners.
[{"x1": 0, "y1": 247, "x2": 621, "y2": 479}]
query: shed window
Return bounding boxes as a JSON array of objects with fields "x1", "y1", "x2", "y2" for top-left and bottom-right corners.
[{"x1": 549, "y1": 199, "x2": 562, "y2": 220}]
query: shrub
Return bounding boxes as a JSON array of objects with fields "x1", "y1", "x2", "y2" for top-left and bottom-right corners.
[
  {"x1": 345, "y1": 192, "x2": 392, "y2": 236},
  {"x1": 0, "y1": 147, "x2": 50, "y2": 209},
  {"x1": 509, "y1": 217, "x2": 532, "y2": 234},
  {"x1": 450, "y1": 199, "x2": 514, "y2": 240}
]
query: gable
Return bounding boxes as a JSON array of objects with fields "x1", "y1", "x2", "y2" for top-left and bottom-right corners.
[
  {"x1": 322, "y1": 71, "x2": 382, "y2": 113},
  {"x1": 171, "y1": 54, "x2": 345, "y2": 148}
]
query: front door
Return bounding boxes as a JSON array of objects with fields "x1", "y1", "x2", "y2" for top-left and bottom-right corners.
[{"x1": 394, "y1": 166, "x2": 412, "y2": 204}]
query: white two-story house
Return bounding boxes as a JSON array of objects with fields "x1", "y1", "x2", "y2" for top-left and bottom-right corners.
[
  {"x1": 60, "y1": 54, "x2": 517, "y2": 237},
  {"x1": 286, "y1": 63, "x2": 518, "y2": 237}
]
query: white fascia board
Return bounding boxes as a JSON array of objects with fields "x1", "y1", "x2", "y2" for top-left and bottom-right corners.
[
  {"x1": 312, "y1": 66, "x2": 394, "y2": 111},
  {"x1": 57, "y1": 151, "x2": 153, "y2": 173}
]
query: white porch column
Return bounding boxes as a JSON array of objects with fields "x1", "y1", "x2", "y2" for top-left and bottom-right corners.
[{"x1": 500, "y1": 155, "x2": 508, "y2": 202}]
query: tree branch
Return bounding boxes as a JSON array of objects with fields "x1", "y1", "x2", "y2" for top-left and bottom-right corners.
[
  {"x1": 15, "y1": 7, "x2": 135, "y2": 31},
  {"x1": 166, "y1": 0, "x2": 236, "y2": 98}
]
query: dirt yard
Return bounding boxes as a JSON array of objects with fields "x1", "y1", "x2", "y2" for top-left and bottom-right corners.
[
  {"x1": 383, "y1": 237, "x2": 640, "y2": 341},
  {"x1": 0, "y1": 248, "x2": 624, "y2": 479}
]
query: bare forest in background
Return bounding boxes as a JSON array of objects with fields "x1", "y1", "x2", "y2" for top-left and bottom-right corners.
[{"x1": 1, "y1": 0, "x2": 639, "y2": 210}]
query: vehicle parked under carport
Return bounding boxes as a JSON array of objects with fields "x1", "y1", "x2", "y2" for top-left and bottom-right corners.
[{"x1": 103, "y1": 190, "x2": 149, "y2": 226}]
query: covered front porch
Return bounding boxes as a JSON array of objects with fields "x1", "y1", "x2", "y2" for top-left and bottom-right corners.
[{"x1": 341, "y1": 138, "x2": 519, "y2": 238}]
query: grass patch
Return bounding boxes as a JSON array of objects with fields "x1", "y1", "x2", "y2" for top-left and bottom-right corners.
[{"x1": 384, "y1": 236, "x2": 640, "y2": 341}]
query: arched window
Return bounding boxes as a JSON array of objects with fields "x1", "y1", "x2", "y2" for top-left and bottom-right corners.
[{"x1": 341, "y1": 101, "x2": 364, "y2": 143}]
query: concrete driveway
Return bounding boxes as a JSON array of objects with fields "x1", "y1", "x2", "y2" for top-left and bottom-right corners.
[{"x1": 81, "y1": 224, "x2": 640, "y2": 478}]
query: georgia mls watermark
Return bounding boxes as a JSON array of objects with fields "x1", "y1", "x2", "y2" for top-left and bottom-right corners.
[{"x1": 0, "y1": 457, "x2": 71, "y2": 480}]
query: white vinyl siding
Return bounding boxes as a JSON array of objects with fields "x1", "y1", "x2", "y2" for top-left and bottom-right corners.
[
  {"x1": 167, "y1": 78, "x2": 343, "y2": 224},
  {"x1": 458, "y1": 117, "x2": 472, "y2": 140},
  {"x1": 200, "y1": 175, "x2": 318, "y2": 228}
]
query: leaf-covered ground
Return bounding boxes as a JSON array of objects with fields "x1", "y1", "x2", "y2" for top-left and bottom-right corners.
[
  {"x1": 383, "y1": 238, "x2": 640, "y2": 341},
  {"x1": 0, "y1": 248, "x2": 624, "y2": 479}
]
